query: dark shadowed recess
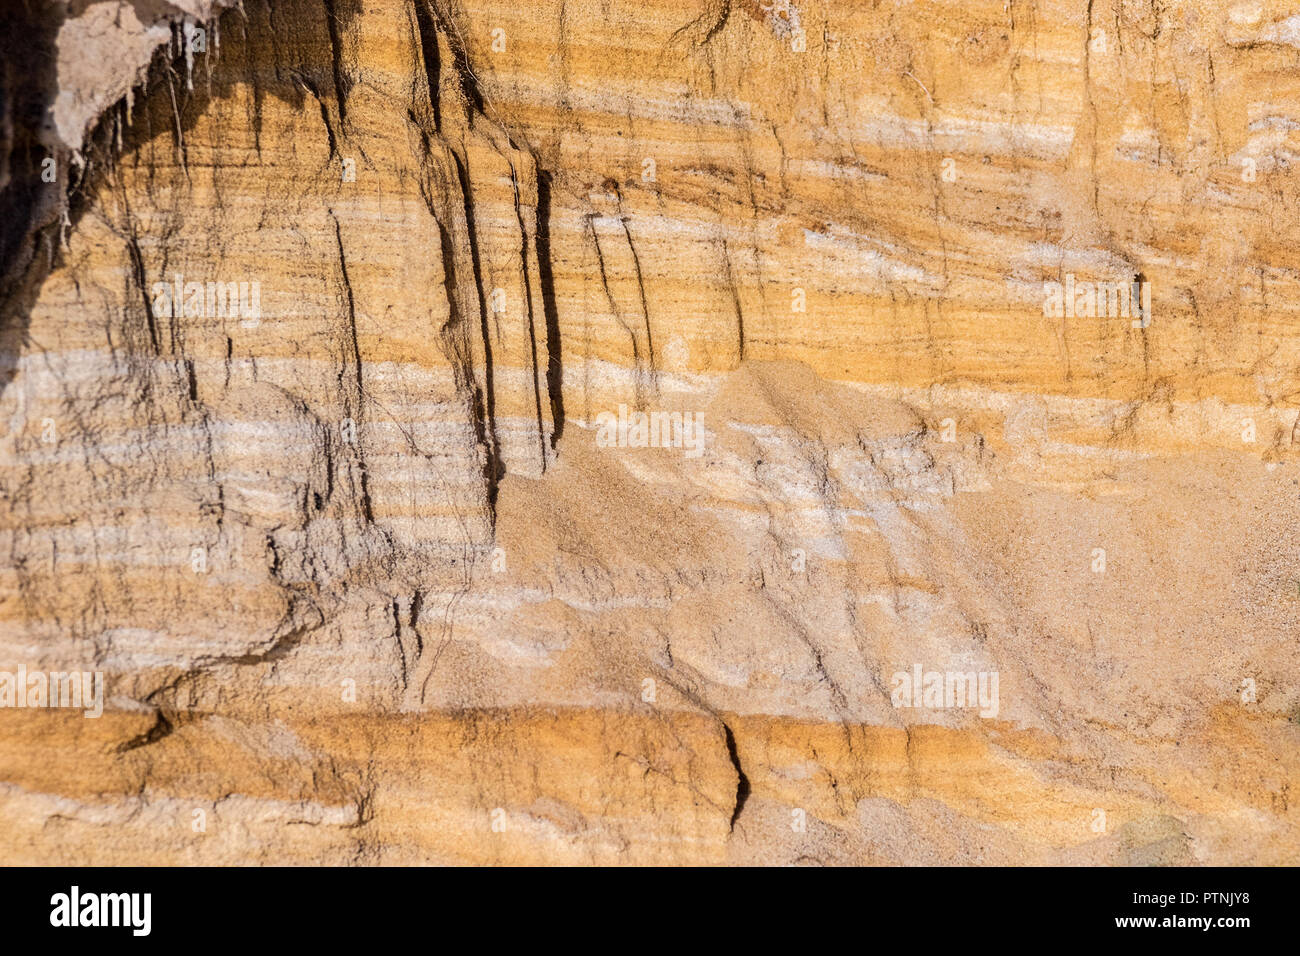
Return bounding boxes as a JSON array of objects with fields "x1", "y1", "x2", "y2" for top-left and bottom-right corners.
[{"x1": 0, "y1": 0, "x2": 65, "y2": 401}]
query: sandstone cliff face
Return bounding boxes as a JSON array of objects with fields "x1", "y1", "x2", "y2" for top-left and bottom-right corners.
[{"x1": 0, "y1": 0, "x2": 1297, "y2": 865}]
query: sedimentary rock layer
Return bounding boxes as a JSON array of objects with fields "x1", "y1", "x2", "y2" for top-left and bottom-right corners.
[{"x1": 0, "y1": 0, "x2": 1297, "y2": 864}]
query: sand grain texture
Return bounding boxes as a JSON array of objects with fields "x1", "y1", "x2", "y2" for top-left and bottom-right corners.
[{"x1": 0, "y1": 0, "x2": 1297, "y2": 865}]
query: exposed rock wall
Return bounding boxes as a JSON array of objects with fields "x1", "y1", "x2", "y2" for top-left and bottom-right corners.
[{"x1": 0, "y1": 0, "x2": 1297, "y2": 864}]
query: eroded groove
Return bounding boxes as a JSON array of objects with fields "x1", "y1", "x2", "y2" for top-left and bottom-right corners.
[
  {"x1": 509, "y1": 161, "x2": 549, "y2": 470},
  {"x1": 721, "y1": 721, "x2": 751, "y2": 831},
  {"x1": 720, "y1": 237, "x2": 745, "y2": 361},
  {"x1": 116, "y1": 709, "x2": 175, "y2": 754},
  {"x1": 322, "y1": 0, "x2": 353, "y2": 127},
  {"x1": 436, "y1": 207, "x2": 501, "y2": 510},
  {"x1": 412, "y1": 0, "x2": 443, "y2": 128},
  {"x1": 535, "y1": 168, "x2": 565, "y2": 447},
  {"x1": 586, "y1": 214, "x2": 645, "y2": 408},
  {"x1": 293, "y1": 71, "x2": 339, "y2": 158},
  {"x1": 620, "y1": 215, "x2": 656, "y2": 386},
  {"x1": 126, "y1": 233, "x2": 162, "y2": 355},
  {"x1": 331, "y1": 211, "x2": 374, "y2": 524},
  {"x1": 426, "y1": 0, "x2": 486, "y2": 115}
]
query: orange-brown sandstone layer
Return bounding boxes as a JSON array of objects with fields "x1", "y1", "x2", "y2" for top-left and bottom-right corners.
[{"x1": 0, "y1": 703, "x2": 1294, "y2": 865}]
